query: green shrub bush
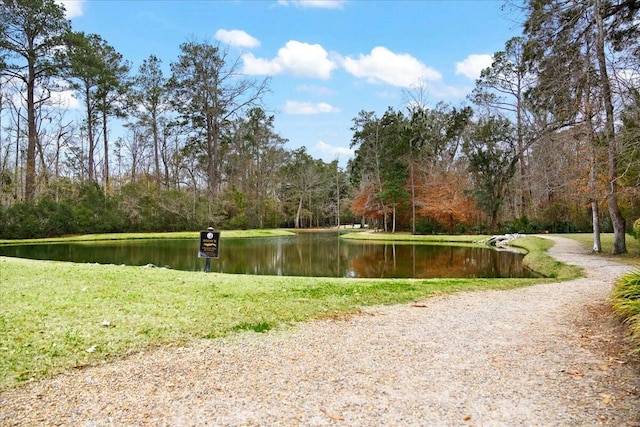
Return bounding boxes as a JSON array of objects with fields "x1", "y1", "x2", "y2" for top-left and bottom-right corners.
[
  {"x1": 612, "y1": 269, "x2": 640, "y2": 353},
  {"x1": 414, "y1": 218, "x2": 443, "y2": 235},
  {"x1": 499, "y1": 216, "x2": 545, "y2": 234}
]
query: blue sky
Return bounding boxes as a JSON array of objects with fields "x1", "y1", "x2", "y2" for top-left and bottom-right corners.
[{"x1": 58, "y1": 0, "x2": 523, "y2": 166}]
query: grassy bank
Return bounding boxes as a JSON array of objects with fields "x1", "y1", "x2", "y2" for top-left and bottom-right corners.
[
  {"x1": 0, "y1": 229, "x2": 295, "y2": 246},
  {"x1": 341, "y1": 231, "x2": 486, "y2": 244},
  {"x1": 511, "y1": 236, "x2": 585, "y2": 279},
  {"x1": 0, "y1": 234, "x2": 574, "y2": 390},
  {"x1": 560, "y1": 233, "x2": 640, "y2": 265}
]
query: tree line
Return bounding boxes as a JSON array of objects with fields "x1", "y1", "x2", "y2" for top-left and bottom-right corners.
[{"x1": 1, "y1": 0, "x2": 638, "y2": 254}]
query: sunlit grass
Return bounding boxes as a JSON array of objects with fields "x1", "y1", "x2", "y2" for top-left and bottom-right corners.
[
  {"x1": 511, "y1": 236, "x2": 584, "y2": 280},
  {"x1": 0, "y1": 229, "x2": 296, "y2": 245},
  {"x1": 612, "y1": 270, "x2": 640, "y2": 353},
  {"x1": 341, "y1": 232, "x2": 488, "y2": 244},
  {"x1": 559, "y1": 233, "x2": 640, "y2": 266}
]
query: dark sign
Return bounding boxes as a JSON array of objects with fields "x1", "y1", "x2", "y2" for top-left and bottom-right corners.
[{"x1": 199, "y1": 229, "x2": 220, "y2": 259}]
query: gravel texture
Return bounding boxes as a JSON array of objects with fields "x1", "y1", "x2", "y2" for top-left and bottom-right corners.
[{"x1": 1, "y1": 236, "x2": 639, "y2": 426}]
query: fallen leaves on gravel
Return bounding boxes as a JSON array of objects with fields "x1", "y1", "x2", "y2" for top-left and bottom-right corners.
[
  {"x1": 320, "y1": 407, "x2": 344, "y2": 421},
  {"x1": 599, "y1": 393, "x2": 613, "y2": 404}
]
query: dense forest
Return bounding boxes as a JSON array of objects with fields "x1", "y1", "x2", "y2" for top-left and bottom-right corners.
[{"x1": 0, "y1": 0, "x2": 638, "y2": 253}]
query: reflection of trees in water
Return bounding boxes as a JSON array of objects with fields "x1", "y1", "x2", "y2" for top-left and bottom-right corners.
[
  {"x1": 0, "y1": 237, "x2": 532, "y2": 278},
  {"x1": 225, "y1": 236, "x2": 347, "y2": 277},
  {"x1": 349, "y1": 244, "x2": 529, "y2": 279}
]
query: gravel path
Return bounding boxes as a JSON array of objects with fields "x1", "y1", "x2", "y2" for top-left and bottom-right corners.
[{"x1": 1, "y1": 236, "x2": 639, "y2": 426}]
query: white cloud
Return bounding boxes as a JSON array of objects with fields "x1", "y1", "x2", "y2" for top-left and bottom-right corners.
[
  {"x1": 214, "y1": 29, "x2": 260, "y2": 49},
  {"x1": 56, "y1": 0, "x2": 84, "y2": 18},
  {"x1": 312, "y1": 140, "x2": 353, "y2": 162},
  {"x1": 6, "y1": 79, "x2": 81, "y2": 111},
  {"x1": 277, "y1": 0, "x2": 346, "y2": 9},
  {"x1": 241, "y1": 55, "x2": 281, "y2": 75},
  {"x1": 284, "y1": 101, "x2": 340, "y2": 114},
  {"x1": 242, "y1": 40, "x2": 336, "y2": 79},
  {"x1": 342, "y1": 47, "x2": 441, "y2": 88},
  {"x1": 50, "y1": 89, "x2": 81, "y2": 110},
  {"x1": 455, "y1": 54, "x2": 493, "y2": 80}
]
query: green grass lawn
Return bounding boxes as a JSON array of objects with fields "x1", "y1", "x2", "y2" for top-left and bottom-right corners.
[
  {"x1": 559, "y1": 233, "x2": 640, "y2": 265},
  {"x1": 0, "y1": 232, "x2": 582, "y2": 390},
  {"x1": 0, "y1": 229, "x2": 295, "y2": 246},
  {"x1": 341, "y1": 231, "x2": 487, "y2": 243}
]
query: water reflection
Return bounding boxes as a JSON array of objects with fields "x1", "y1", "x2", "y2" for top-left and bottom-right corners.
[{"x1": 0, "y1": 233, "x2": 535, "y2": 279}]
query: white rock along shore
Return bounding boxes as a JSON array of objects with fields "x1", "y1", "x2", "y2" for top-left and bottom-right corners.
[{"x1": 1, "y1": 236, "x2": 639, "y2": 426}]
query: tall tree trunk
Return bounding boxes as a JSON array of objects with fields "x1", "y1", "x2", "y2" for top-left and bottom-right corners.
[
  {"x1": 295, "y1": 197, "x2": 303, "y2": 229},
  {"x1": 25, "y1": 60, "x2": 37, "y2": 201},
  {"x1": 585, "y1": 33, "x2": 601, "y2": 253},
  {"x1": 86, "y1": 87, "x2": 95, "y2": 182},
  {"x1": 591, "y1": 202, "x2": 602, "y2": 252},
  {"x1": 490, "y1": 207, "x2": 499, "y2": 233},
  {"x1": 392, "y1": 205, "x2": 396, "y2": 233},
  {"x1": 336, "y1": 162, "x2": 341, "y2": 229},
  {"x1": 409, "y1": 146, "x2": 416, "y2": 234},
  {"x1": 55, "y1": 133, "x2": 62, "y2": 203},
  {"x1": 206, "y1": 119, "x2": 218, "y2": 216},
  {"x1": 595, "y1": 0, "x2": 626, "y2": 254},
  {"x1": 14, "y1": 111, "x2": 21, "y2": 201},
  {"x1": 55, "y1": 133, "x2": 61, "y2": 182},
  {"x1": 152, "y1": 109, "x2": 160, "y2": 191},
  {"x1": 590, "y1": 139, "x2": 602, "y2": 252},
  {"x1": 36, "y1": 133, "x2": 47, "y2": 187},
  {"x1": 102, "y1": 109, "x2": 109, "y2": 192},
  {"x1": 516, "y1": 88, "x2": 529, "y2": 217}
]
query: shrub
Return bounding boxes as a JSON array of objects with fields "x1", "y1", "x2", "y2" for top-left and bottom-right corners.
[
  {"x1": 38, "y1": 197, "x2": 77, "y2": 237},
  {"x1": 633, "y1": 217, "x2": 640, "y2": 241},
  {"x1": 414, "y1": 218, "x2": 443, "y2": 235},
  {"x1": 227, "y1": 213, "x2": 249, "y2": 230},
  {"x1": 612, "y1": 269, "x2": 640, "y2": 353},
  {"x1": 1, "y1": 202, "x2": 43, "y2": 238},
  {"x1": 499, "y1": 216, "x2": 545, "y2": 234}
]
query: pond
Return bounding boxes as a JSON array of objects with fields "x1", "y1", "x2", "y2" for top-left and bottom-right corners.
[{"x1": 0, "y1": 232, "x2": 536, "y2": 279}]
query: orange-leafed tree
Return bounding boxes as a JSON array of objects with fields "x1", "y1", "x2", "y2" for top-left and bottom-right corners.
[
  {"x1": 350, "y1": 180, "x2": 388, "y2": 228},
  {"x1": 415, "y1": 168, "x2": 479, "y2": 229}
]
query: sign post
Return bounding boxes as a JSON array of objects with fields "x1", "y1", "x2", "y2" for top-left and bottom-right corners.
[{"x1": 199, "y1": 227, "x2": 220, "y2": 272}]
